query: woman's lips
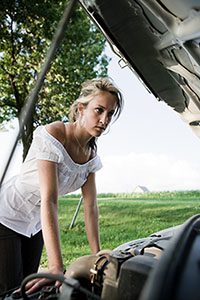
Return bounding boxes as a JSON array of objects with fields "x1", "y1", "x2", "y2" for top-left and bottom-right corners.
[{"x1": 95, "y1": 126, "x2": 105, "y2": 133}]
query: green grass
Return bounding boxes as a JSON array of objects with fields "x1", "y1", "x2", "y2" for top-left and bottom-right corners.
[{"x1": 40, "y1": 191, "x2": 200, "y2": 269}]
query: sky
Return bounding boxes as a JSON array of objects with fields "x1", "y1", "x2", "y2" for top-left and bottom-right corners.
[
  {"x1": 96, "y1": 45, "x2": 200, "y2": 193},
  {"x1": 0, "y1": 43, "x2": 200, "y2": 193}
]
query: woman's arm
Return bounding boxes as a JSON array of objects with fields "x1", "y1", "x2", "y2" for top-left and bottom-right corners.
[
  {"x1": 25, "y1": 160, "x2": 64, "y2": 294},
  {"x1": 38, "y1": 159, "x2": 64, "y2": 273},
  {"x1": 81, "y1": 172, "x2": 100, "y2": 254}
]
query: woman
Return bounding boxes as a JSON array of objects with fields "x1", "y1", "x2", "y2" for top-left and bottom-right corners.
[{"x1": 0, "y1": 77, "x2": 123, "y2": 294}]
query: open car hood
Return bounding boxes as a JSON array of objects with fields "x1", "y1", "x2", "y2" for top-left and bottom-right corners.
[{"x1": 79, "y1": 0, "x2": 200, "y2": 138}]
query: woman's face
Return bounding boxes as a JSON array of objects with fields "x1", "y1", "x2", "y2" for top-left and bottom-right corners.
[{"x1": 81, "y1": 91, "x2": 117, "y2": 137}]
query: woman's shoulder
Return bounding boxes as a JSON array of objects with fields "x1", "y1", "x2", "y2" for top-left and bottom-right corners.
[{"x1": 45, "y1": 121, "x2": 66, "y2": 145}]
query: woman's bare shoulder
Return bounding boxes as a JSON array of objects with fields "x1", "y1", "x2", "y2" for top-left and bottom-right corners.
[{"x1": 46, "y1": 121, "x2": 66, "y2": 145}]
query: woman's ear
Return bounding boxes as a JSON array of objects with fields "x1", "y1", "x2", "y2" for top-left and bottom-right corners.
[{"x1": 78, "y1": 103, "x2": 84, "y2": 116}]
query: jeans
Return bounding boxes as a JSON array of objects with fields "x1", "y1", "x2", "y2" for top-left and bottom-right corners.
[{"x1": 0, "y1": 223, "x2": 43, "y2": 294}]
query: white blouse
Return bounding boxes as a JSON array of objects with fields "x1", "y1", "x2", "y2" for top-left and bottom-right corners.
[{"x1": 0, "y1": 126, "x2": 103, "y2": 237}]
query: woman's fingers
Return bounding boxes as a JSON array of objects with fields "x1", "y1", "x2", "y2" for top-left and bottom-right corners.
[
  {"x1": 25, "y1": 278, "x2": 56, "y2": 295},
  {"x1": 24, "y1": 278, "x2": 40, "y2": 291}
]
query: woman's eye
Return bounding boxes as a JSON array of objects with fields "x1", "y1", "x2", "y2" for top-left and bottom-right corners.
[
  {"x1": 95, "y1": 108, "x2": 103, "y2": 114},
  {"x1": 108, "y1": 111, "x2": 114, "y2": 118}
]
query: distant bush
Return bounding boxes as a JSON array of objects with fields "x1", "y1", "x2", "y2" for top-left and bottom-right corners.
[
  {"x1": 96, "y1": 190, "x2": 200, "y2": 200},
  {"x1": 61, "y1": 190, "x2": 200, "y2": 201}
]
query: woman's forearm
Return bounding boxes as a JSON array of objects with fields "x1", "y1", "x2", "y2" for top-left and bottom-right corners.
[
  {"x1": 41, "y1": 199, "x2": 64, "y2": 272},
  {"x1": 84, "y1": 203, "x2": 100, "y2": 254},
  {"x1": 38, "y1": 160, "x2": 64, "y2": 272}
]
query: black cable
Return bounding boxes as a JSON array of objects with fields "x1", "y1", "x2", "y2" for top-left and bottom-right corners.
[
  {"x1": 0, "y1": 286, "x2": 20, "y2": 299},
  {"x1": 20, "y1": 273, "x2": 102, "y2": 300},
  {"x1": 20, "y1": 273, "x2": 65, "y2": 300}
]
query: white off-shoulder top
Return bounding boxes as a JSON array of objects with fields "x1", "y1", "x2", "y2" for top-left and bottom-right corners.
[{"x1": 0, "y1": 126, "x2": 102, "y2": 237}]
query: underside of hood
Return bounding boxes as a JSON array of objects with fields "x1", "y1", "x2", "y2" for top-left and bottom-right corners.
[{"x1": 79, "y1": 0, "x2": 200, "y2": 138}]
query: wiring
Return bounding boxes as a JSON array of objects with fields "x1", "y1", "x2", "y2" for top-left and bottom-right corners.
[{"x1": 20, "y1": 273, "x2": 102, "y2": 300}]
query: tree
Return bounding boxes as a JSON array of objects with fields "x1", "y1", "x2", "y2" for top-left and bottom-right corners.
[{"x1": 0, "y1": 0, "x2": 110, "y2": 159}]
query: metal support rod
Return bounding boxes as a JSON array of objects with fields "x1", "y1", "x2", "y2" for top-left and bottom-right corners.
[
  {"x1": 0, "y1": 0, "x2": 78, "y2": 188},
  {"x1": 69, "y1": 197, "x2": 83, "y2": 229}
]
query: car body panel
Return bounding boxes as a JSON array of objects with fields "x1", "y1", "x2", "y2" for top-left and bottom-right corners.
[{"x1": 79, "y1": 0, "x2": 200, "y2": 138}]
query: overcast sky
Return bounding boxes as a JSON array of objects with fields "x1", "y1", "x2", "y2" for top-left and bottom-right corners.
[
  {"x1": 96, "y1": 45, "x2": 200, "y2": 193},
  {"x1": 1, "y1": 44, "x2": 200, "y2": 193}
]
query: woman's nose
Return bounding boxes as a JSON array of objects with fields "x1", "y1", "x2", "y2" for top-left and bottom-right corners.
[{"x1": 99, "y1": 114, "x2": 108, "y2": 125}]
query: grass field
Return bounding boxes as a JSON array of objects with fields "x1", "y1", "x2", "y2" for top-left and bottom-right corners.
[{"x1": 40, "y1": 191, "x2": 200, "y2": 269}]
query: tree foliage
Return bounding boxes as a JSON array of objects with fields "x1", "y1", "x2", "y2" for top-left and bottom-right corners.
[{"x1": 0, "y1": 0, "x2": 109, "y2": 158}]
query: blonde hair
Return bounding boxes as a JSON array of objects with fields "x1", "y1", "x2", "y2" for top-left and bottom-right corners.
[
  {"x1": 69, "y1": 77, "x2": 123, "y2": 123},
  {"x1": 69, "y1": 77, "x2": 124, "y2": 152}
]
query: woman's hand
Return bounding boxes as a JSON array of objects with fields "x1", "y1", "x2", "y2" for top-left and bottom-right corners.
[{"x1": 24, "y1": 267, "x2": 64, "y2": 295}]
